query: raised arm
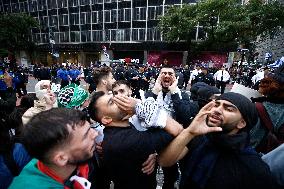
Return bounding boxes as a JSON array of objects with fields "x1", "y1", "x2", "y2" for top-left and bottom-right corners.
[{"x1": 158, "y1": 101, "x2": 222, "y2": 167}]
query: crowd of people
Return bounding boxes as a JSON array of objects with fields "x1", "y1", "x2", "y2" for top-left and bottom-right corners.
[{"x1": 0, "y1": 60, "x2": 283, "y2": 189}]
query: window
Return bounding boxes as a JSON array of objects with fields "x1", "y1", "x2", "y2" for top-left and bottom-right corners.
[
  {"x1": 156, "y1": 6, "x2": 163, "y2": 18},
  {"x1": 86, "y1": 12, "x2": 91, "y2": 23},
  {"x1": 29, "y1": 1, "x2": 37, "y2": 12},
  {"x1": 59, "y1": 14, "x2": 69, "y2": 25},
  {"x1": 54, "y1": 32, "x2": 60, "y2": 43},
  {"x1": 119, "y1": 8, "x2": 130, "y2": 22},
  {"x1": 11, "y1": 3, "x2": 19, "y2": 12},
  {"x1": 40, "y1": 17, "x2": 48, "y2": 29},
  {"x1": 105, "y1": 30, "x2": 111, "y2": 41},
  {"x1": 20, "y1": 2, "x2": 28, "y2": 12},
  {"x1": 93, "y1": 30, "x2": 103, "y2": 41},
  {"x1": 38, "y1": 0, "x2": 47, "y2": 10},
  {"x1": 92, "y1": 0, "x2": 103, "y2": 4},
  {"x1": 134, "y1": 7, "x2": 146, "y2": 21},
  {"x1": 133, "y1": 29, "x2": 139, "y2": 41},
  {"x1": 41, "y1": 33, "x2": 49, "y2": 43},
  {"x1": 80, "y1": 0, "x2": 90, "y2": 5},
  {"x1": 139, "y1": 28, "x2": 145, "y2": 41},
  {"x1": 147, "y1": 28, "x2": 161, "y2": 41},
  {"x1": 70, "y1": 13, "x2": 79, "y2": 25},
  {"x1": 80, "y1": 12, "x2": 86, "y2": 24},
  {"x1": 92, "y1": 11, "x2": 98, "y2": 23},
  {"x1": 104, "y1": 10, "x2": 111, "y2": 23},
  {"x1": 148, "y1": 6, "x2": 161, "y2": 20},
  {"x1": 71, "y1": 31, "x2": 80, "y2": 42},
  {"x1": 80, "y1": 12, "x2": 91, "y2": 25},
  {"x1": 49, "y1": 15, "x2": 58, "y2": 27},
  {"x1": 34, "y1": 33, "x2": 41, "y2": 43},
  {"x1": 58, "y1": 0, "x2": 67, "y2": 8},
  {"x1": 124, "y1": 8, "x2": 131, "y2": 21},
  {"x1": 69, "y1": 0, "x2": 79, "y2": 7},
  {"x1": 60, "y1": 31, "x2": 69, "y2": 42},
  {"x1": 111, "y1": 9, "x2": 117, "y2": 22},
  {"x1": 132, "y1": 28, "x2": 145, "y2": 41},
  {"x1": 116, "y1": 29, "x2": 130, "y2": 41},
  {"x1": 81, "y1": 30, "x2": 91, "y2": 42},
  {"x1": 148, "y1": 7, "x2": 155, "y2": 20},
  {"x1": 110, "y1": 30, "x2": 116, "y2": 41},
  {"x1": 47, "y1": 0, "x2": 57, "y2": 9},
  {"x1": 98, "y1": 11, "x2": 103, "y2": 22}
]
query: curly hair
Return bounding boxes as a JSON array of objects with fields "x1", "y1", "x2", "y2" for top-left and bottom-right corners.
[{"x1": 259, "y1": 77, "x2": 284, "y2": 97}]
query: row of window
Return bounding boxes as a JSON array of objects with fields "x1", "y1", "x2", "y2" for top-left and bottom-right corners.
[
  {"x1": 33, "y1": 28, "x2": 161, "y2": 43},
  {"x1": 36, "y1": 6, "x2": 163, "y2": 30},
  {"x1": 1, "y1": 1, "x2": 174, "y2": 13}
]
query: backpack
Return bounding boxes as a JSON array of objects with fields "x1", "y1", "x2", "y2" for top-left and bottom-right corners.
[{"x1": 255, "y1": 102, "x2": 284, "y2": 153}]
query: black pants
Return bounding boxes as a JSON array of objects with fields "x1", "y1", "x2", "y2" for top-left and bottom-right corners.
[
  {"x1": 183, "y1": 79, "x2": 189, "y2": 89},
  {"x1": 216, "y1": 81, "x2": 226, "y2": 94},
  {"x1": 162, "y1": 163, "x2": 179, "y2": 189}
]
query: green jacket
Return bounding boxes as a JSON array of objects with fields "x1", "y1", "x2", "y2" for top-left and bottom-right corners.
[{"x1": 9, "y1": 159, "x2": 63, "y2": 189}]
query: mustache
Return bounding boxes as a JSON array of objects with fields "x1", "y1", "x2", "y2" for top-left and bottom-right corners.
[{"x1": 209, "y1": 111, "x2": 222, "y2": 120}]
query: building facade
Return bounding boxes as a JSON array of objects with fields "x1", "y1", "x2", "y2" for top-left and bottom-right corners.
[{"x1": 0, "y1": 0, "x2": 198, "y2": 66}]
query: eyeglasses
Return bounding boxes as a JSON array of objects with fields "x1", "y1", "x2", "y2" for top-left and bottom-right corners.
[{"x1": 161, "y1": 72, "x2": 174, "y2": 76}]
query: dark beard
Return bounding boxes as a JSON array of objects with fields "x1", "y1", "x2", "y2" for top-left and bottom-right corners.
[
  {"x1": 162, "y1": 86, "x2": 169, "y2": 92},
  {"x1": 68, "y1": 156, "x2": 90, "y2": 165},
  {"x1": 206, "y1": 116, "x2": 239, "y2": 134}
]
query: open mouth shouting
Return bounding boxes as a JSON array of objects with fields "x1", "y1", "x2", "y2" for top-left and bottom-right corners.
[
  {"x1": 207, "y1": 113, "x2": 223, "y2": 126},
  {"x1": 162, "y1": 78, "x2": 172, "y2": 87}
]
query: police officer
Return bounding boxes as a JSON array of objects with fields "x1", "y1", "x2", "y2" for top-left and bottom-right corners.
[
  {"x1": 183, "y1": 65, "x2": 191, "y2": 90},
  {"x1": 14, "y1": 66, "x2": 28, "y2": 97},
  {"x1": 68, "y1": 65, "x2": 81, "y2": 85},
  {"x1": 57, "y1": 66, "x2": 70, "y2": 89},
  {"x1": 195, "y1": 66, "x2": 215, "y2": 86},
  {"x1": 114, "y1": 63, "x2": 125, "y2": 81},
  {"x1": 124, "y1": 64, "x2": 141, "y2": 98},
  {"x1": 85, "y1": 68, "x2": 96, "y2": 93}
]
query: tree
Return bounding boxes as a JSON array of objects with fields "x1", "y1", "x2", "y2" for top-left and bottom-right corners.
[
  {"x1": 0, "y1": 13, "x2": 39, "y2": 66},
  {"x1": 159, "y1": 0, "x2": 284, "y2": 60},
  {"x1": 0, "y1": 13, "x2": 39, "y2": 50}
]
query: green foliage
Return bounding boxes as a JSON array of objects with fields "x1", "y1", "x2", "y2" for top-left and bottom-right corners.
[
  {"x1": 159, "y1": 0, "x2": 284, "y2": 52},
  {"x1": 159, "y1": 5, "x2": 198, "y2": 42},
  {"x1": 0, "y1": 13, "x2": 39, "y2": 51}
]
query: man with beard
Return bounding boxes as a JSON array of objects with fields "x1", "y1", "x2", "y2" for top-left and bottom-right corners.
[
  {"x1": 145, "y1": 65, "x2": 199, "y2": 189},
  {"x1": 88, "y1": 91, "x2": 222, "y2": 189},
  {"x1": 146, "y1": 65, "x2": 198, "y2": 127},
  {"x1": 88, "y1": 91, "x2": 189, "y2": 189},
  {"x1": 158, "y1": 92, "x2": 278, "y2": 189},
  {"x1": 9, "y1": 108, "x2": 99, "y2": 189}
]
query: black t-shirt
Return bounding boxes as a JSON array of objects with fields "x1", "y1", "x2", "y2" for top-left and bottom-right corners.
[{"x1": 102, "y1": 124, "x2": 173, "y2": 189}]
